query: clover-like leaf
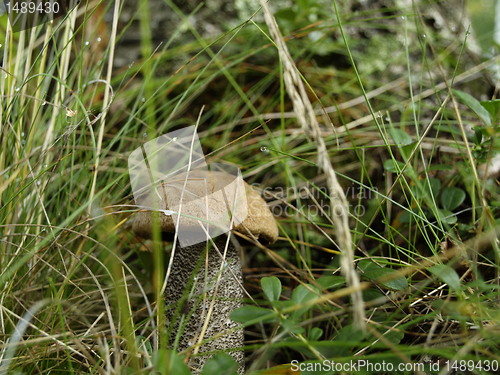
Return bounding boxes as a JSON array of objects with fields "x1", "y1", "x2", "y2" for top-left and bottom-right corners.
[{"x1": 261, "y1": 276, "x2": 282, "y2": 302}]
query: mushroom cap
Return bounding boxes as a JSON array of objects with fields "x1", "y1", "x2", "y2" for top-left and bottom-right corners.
[{"x1": 132, "y1": 169, "x2": 278, "y2": 244}]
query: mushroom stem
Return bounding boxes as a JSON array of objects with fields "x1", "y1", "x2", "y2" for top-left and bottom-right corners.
[{"x1": 165, "y1": 235, "x2": 244, "y2": 374}]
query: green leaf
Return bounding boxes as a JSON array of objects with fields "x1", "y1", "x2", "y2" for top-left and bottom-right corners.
[
  {"x1": 230, "y1": 306, "x2": 276, "y2": 324},
  {"x1": 427, "y1": 177, "x2": 441, "y2": 197},
  {"x1": 315, "y1": 275, "x2": 345, "y2": 290},
  {"x1": 136, "y1": 335, "x2": 153, "y2": 356},
  {"x1": 326, "y1": 325, "x2": 367, "y2": 357},
  {"x1": 480, "y1": 99, "x2": 500, "y2": 124},
  {"x1": 428, "y1": 264, "x2": 462, "y2": 292},
  {"x1": 383, "y1": 159, "x2": 405, "y2": 173},
  {"x1": 261, "y1": 276, "x2": 281, "y2": 302},
  {"x1": 473, "y1": 127, "x2": 484, "y2": 145},
  {"x1": 153, "y1": 350, "x2": 191, "y2": 375},
  {"x1": 399, "y1": 209, "x2": 418, "y2": 224},
  {"x1": 308, "y1": 327, "x2": 323, "y2": 341},
  {"x1": 374, "y1": 321, "x2": 404, "y2": 345},
  {"x1": 441, "y1": 187, "x2": 466, "y2": 211},
  {"x1": 357, "y1": 259, "x2": 374, "y2": 272},
  {"x1": 411, "y1": 177, "x2": 440, "y2": 200},
  {"x1": 291, "y1": 284, "x2": 319, "y2": 318},
  {"x1": 360, "y1": 261, "x2": 408, "y2": 291},
  {"x1": 453, "y1": 89, "x2": 492, "y2": 126},
  {"x1": 363, "y1": 287, "x2": 386, "y2": 301},
  {"x1": 272, "y1": 300, "x2": 295, "y2": 310},
  {"x1": 201, "y1": 353, "x2": 239, "y2": 375},
  {"x1": 435, "y1": 208, "x2": 457, "y2": 225},
  {"x1": 401, "y1": 141, "x2": 418, "y2": 155},
  {"x1": 435, "y1": 300, "x2": 476, "y2": 321},
  {"x1": 389, "y1": 128, "x2": 413, "y2": 145},
  {"x1": 281, "y1": 317, "x2": 305, "y2": 334}
]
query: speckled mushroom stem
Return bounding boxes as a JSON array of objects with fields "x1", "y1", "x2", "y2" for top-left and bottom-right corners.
[{"x1": 165, "y1": 235, "x2": 244, "y2": 374}]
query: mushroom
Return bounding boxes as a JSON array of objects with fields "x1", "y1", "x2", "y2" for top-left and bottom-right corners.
[{"x1": 132, "y1": 169, "x2": 278, "y2": 374}]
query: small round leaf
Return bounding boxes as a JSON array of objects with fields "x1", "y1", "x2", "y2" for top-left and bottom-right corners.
[
  {"x1": 261, "y1": 276, "x2": 282, "y2": 302},
  {"x1": 441, "y1": 187, "x2": 466, "y2": 211},
  {"x1": 202, "y1": 353, "x2": 239, "y2": 375}
]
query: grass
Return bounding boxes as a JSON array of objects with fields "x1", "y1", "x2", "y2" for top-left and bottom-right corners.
[{"x1": 1, "y1": 0, "x2": 499, "y2": 374}]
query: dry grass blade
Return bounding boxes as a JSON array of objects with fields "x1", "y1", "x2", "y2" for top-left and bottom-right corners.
[{"x1": 258, "y1": 0, "x2": 365, "y2": 330}]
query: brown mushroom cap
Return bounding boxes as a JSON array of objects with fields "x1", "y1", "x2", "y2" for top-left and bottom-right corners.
[{"x1": 132, "y1": 169, "x2": 278, "y2": 244}]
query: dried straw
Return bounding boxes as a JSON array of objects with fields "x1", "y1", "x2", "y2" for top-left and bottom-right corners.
[{"x1": 258, "y1": 0, "x2": 365, "y2": 330}]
